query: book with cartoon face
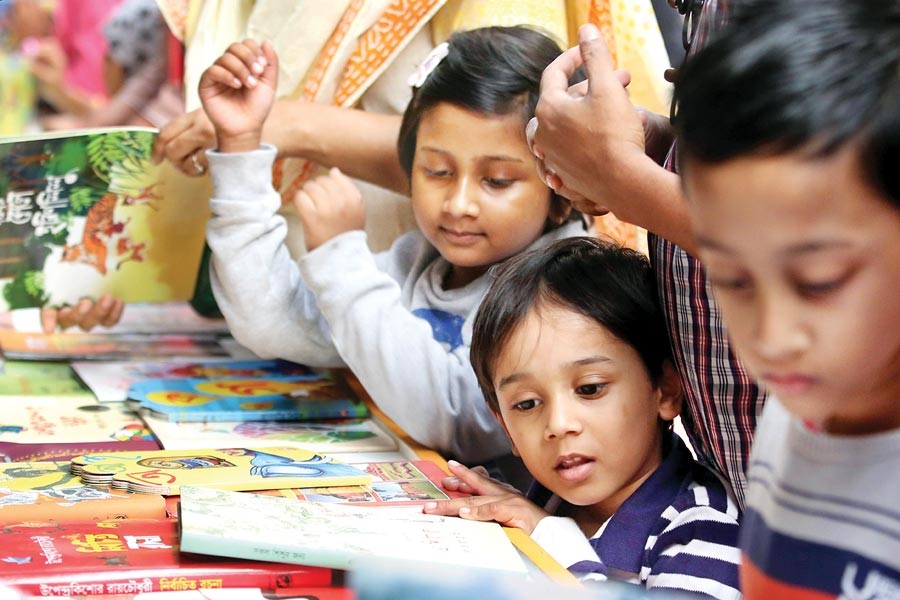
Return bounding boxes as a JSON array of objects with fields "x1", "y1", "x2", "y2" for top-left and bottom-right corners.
[
  {"x1": 127, "y1": 372, "x2": 366, "y2": 422},
  {"x1": 72, "y1": 358, "x2": 315, "y2": 403},
  {"x1": 70, "y1": 447, "x2": 371, "y2": 495}
]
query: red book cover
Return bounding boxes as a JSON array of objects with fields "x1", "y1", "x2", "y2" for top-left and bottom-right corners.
[{"x1": 0, "y1": 518, "x2": 335, "y2": 597}]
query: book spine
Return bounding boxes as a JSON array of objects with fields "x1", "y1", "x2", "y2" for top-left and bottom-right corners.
[{"x1": 7, "y1": 567, "x2": 335, "y2": 596}]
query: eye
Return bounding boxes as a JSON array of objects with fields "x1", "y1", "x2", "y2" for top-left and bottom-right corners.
[
  {"x1": 511, "y1": 398, "x2": 541, "y2": 412},
  {"x1": 423, "y1": 167, "x2": 451, "y2": 178},
  {"x1": 707, "y1": 275, "x2": 753, "y2": 293},
  {"x1": 575, "y1": 383, "x2": 607, "y2": 397},
  {"x1": 484, "y1": 177, "x2": 515, "y2": 188},
  {"x1": 796, "y1": 274, "x2": 851, "y2": 298}
]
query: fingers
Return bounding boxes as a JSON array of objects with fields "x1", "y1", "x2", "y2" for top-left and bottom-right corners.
[
  {"x1": 540, "y1": 44, "x2": 584, "y2": 98},
  {"x1": 152, "y1": 111, "x2": 196, "y2": 164},
  {"x1": 444, "y1": 460, "x2": 518, "y2": 497},
  {"x1": 39, "y1": 307, "x2": 58, "y2": 334},
  {"x1": 152, "y1": 110, "x2": 216, "y2": 175},
  {"x1": 47, "y1": 296, "x2": 125, "y2": 332}
]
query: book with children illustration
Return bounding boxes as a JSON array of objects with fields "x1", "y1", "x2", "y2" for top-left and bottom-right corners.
[
  {"x1": 259, "y1": 460, "x2": 468, "y2": 508},
  {"x1": 0, "y1": 359, "x2": 90, "y2": 396},
  {"x1": 0, "y1": 518, "x2": 335, "y2": 597},
  {"x1": 0, "y1": 127, "x2": 210, "y2": 311},
  {"x1": 179, "y1": 486, "x2": 528, "y2": 573},
  {"x1": 72, "y1": 357, "x2": 314, "y2": 403},
  {"x1": 128, "y1": 372, "x2": 367, "y2": 422},
  {"x1": 140, "y1": 413, "x2": 398, "y2": 454},
  {"x1": 0, "y1": 396, "x2": 152, "y2": 445},
  {"x1": 71, "y1": 446, "x2": 371, "y2": 495}
]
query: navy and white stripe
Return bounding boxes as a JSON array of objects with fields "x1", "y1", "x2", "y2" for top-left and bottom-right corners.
[{"x1": 530, "y1": 434, "x2": 742, "y2": 599}]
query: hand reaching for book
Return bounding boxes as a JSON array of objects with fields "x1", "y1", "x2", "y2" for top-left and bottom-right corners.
[
  {"x1": 424, "y1": 460, "x2": 548, "y2": 534},
  {"x1": 151, "y1": 108, "x2": 215, "y2": 176},
  {"x1": 292, "y1": 167, "x2": 365, "y2": 252},
  {"x1": 198, "y1": 39, "x2": 278, "y2": 154},
  {"x1": 40, "y1": 295, "x2": 125, "y2": 333}
]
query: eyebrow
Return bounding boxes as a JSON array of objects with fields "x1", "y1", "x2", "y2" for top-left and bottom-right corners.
[
  {"x1": 497, "y1": 355, "x2": 612, "y2": 389},
  {"x1": 697, "y1": 236, "x2": 853, "y2": 256},
  {"x1": 418, "y1": 146, "x2": 525, "y2": 163}
]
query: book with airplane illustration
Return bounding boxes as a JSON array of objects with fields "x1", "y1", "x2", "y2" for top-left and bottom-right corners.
[{"x1": 0, "y1": 127, "x2": 209, "y2": 311}]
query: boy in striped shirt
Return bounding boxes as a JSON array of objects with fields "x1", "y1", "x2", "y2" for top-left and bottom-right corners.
[{"x1": 425, "y1": 237, "x2": 742, "y2": 599}]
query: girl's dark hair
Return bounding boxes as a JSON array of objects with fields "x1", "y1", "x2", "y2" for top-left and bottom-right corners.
[
  {"x1": 398, "y1": 26, "x2": 585, "y2": 228},
  {"x1": 673, "y1": 0, "x2": 900, "y2": 205},
  {"x1": 470, "y1": 237, "x2": 672, "y2": 413}
]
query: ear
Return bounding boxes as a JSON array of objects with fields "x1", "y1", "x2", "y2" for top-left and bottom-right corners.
[
  {"x1": 491, "y1": 409, "x2": 519, "y2": 457},
  {"x1": 548, "y1": 194, "x2": 573, "y2": 225},
  {"x1": 655, "y1": 359, "x2": 683, "y2": 422}
]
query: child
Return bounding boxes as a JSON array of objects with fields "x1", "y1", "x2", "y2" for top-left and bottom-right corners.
[
  {"x1": 425, "y1": 237, "x2": 741, "y2": 598},
  {"x1": 672, "y1": 0, "x2": 900, "y2": 596},
  {"x1": 197, "y1": 28, "x2": 588, "y2": 476}
]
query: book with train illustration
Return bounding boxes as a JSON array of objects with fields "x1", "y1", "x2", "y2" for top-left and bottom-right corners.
[
  {"x1": 0, "y1": 127, "x2": 210, "y2": 311},
  {"x1": 70, "y1": 446, "x2": 371, "y2": 495}
]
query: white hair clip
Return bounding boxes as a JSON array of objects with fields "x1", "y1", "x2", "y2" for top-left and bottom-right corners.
[{"x1": 407, "y1": 42, "x2": 450, "y2": 88}]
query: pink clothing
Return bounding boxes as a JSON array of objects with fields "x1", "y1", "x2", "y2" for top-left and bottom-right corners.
[{"x1": 53, "y1": 0, "x2": 123, "y2": 98}]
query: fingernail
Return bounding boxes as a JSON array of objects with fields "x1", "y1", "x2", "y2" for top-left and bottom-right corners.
[
  {"x1": 246, "y1": 76, "x2": 258, "y2": 87},
  {"x1": 251, "y1": 61, "x2": 263, "y2": 75},
  {"x1": 447, "y1": 459, "x2": 460, "y2": 467},
  {"x1": 459, "y1": 507, "x2": 470, "y2": 515},
  {"x1": 232, "y1": 77, "x2": 242, "y2": 88},
  {"x1": 580, "y1": 24, "x2": 600, "y2": 43},
  {"x1": 424, "y1": 502, "x2": 436, "y2": 511}
]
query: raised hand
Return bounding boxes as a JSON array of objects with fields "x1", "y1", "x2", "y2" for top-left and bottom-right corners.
[
  {"x1": 40, "y1": 295, "x2": 125, "y2": 333},
  {"x1": 292, "y1": 167, "x2": 365, "y2": 252},
  {"x1": 423, "y1": 461, "x2": 547, "y2": 533},
  {"x1": 527, "y1": 24, "x2": 649, "y2": 217},
  {"x1": 198, "y1": 39, "x2": 278, "y2": 153}
]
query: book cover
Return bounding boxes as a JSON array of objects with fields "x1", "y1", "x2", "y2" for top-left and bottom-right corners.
[
  {"x1": 130, "y1": 373, "x2": 367, "y2": 422},
  {"x1": 261, "y1": 460, "x2": 467, "y2": 507},
  {"x1": 0, "y1": 484, "x2": 167, "y2": 524},
  {"x1": 0, "y1": 127, "x2": 209, "y2": 311},
  {"x1": 71, "y1": 447, "x2": 372, "y2": 495},
  {"x1": 0, "y1": 360, "x2": 90, "y2": 396},
  {"x1": 0, "y1": 519, "x2": 335, "y2": 597},
  {"x1": 0, "y1": 439, "x2": 161, "y2": 463},
  {"x1": 141, "y1": 414, "x2": 398, "y2": 454},
  {"x1": 179, "y1": 486, "x2": 528, "y2": 573},
  {"x1": 0, "y1": 329, "x2": 231, "y2": 361},
  {"x1": 0, "y1": 397, "x2": 152, "y2": 445},
  {"x1": 73, "y1": 358, "x2": 320, "y2": 403}
]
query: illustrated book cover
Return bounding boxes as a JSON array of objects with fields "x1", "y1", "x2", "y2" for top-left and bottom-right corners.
[
  {"x1": 140, "y1": 414, "x2": 398, "y2": 454},
  {"x1": 179, "y1": 486, "x2": 528, "y2": 573},
  {"x1": 0, "y1": 518, "x2": 335, "y2": 597},
  {"x1": 73, "y1": 357, "x2": 321, "y2": 403},
  {"x1": 259, "y1": 460, "x2": 467, "y2": 507},
  {"x1": 71, "y1": 446, "x2": 371, "y2": 495},
  {"x1": 0, "y1": 439, "x2": 161, "y2": 463},
  {"x1": 0, "y1": 485, "x2": 167, "y2": 525},
  {"x1": 0, "y1": 396, "x2": 152, "y2": 445},
  {"x1": 129, "y1": 373, "x2": 367, "y2": 422},
  {"x1": 0, "y1": 127, "x2": 209, "y2": 311},
  {"x1": 0, "y1": 360, "x2": 90, "y2": 396},
  {"x1": 0, "y1": 329, "x2": 231, "y2": 361}
]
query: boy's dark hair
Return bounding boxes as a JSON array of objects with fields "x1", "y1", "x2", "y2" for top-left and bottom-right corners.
[
  {"x1": 673, "y1": 0, "x2": 900, "y2": 205},
  {"x1": 470, "y1": 236, "x2": 673, "y2": 413},
  {"x1": 398, "y1": 26, "x2": 585, "y2": 228}
]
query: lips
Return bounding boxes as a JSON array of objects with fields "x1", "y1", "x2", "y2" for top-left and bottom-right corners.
[
  {"x1": 762, "y1": 372, "x2": 818, "y2": 396},
  {"x1": 439, "y1": 226, "x2": 483, "y2": 244},
  {"x1": 554, "y1": 454, "x2": 595, "y2": 483}
]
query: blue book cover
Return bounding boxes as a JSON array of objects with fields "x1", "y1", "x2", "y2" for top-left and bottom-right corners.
[{"x1": 128, "y1": 373, "x2": 367, "y2": 422}]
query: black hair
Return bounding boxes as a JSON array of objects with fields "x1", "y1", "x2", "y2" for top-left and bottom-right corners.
[
  {"x1": 470, "y1": 236, "x2": 673, "y2": 413},
  {"x1": 673, "y1": 0, "x2": 900, "y2": 205},
  {"x1": 398, "y1": 26, "x2": 586, "y2": 228}
]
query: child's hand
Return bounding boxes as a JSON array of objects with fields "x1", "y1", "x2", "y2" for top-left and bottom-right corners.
[
  {"x1": 40, "y1": 295, "x2": 125, "y2": 333},
  {"x1": 25, "y1": 37, "x2": 65, "y2": 90},
  {"x1": 292, "y1": 167, "x2": 365, "y2": 251},
  {"x1": 423, "y1": 493, "x2": 548, "y2": 534},
  {"x1": 440, "y1": 460, "x2": 522, "y2": 496},
  {"x1": 198, "y1": 39, "x2": 278, "y2": 153}
]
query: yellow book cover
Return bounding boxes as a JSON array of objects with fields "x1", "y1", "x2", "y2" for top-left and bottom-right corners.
[
  {"x1": 72, "y1": 447, "x2": 371, "y2": 495},
  {"x1": 0, "y1": 127, "x2": 209, "y2": 311}
]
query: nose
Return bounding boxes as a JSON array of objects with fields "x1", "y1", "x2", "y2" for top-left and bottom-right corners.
[
  {"x1": 443, "y1": 176, "x2": 479, "y2": 218},
  {"x1": 544, "y1": 397, "x2": 583, "y2": 440},
  {"x1": 752, "y1": 289, "x2": 812, "y2": 363}
]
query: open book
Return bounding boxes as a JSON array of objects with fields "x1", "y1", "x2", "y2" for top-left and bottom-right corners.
[
  {"x1": 179, "y1": 486, "x2": 528, "y2": 574},
  {"x1": 0, "y1": 127, "x2": 209, "y2": 311}
]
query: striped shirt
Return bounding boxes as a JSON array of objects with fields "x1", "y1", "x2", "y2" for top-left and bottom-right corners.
[
  {"x1": 741, "y1": 398, "x2": 900, "y2": 598},
  {"x1": 530, "y1": 435, "x2": 742, "y2": 599},
  {"x1": 650, "y1": 0, "x2": 766, "y2": 509}
]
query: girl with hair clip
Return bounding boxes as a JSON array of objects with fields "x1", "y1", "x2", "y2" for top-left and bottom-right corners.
[{"x1": 197, "y1": 27, "x2": 589, "y2": 486}]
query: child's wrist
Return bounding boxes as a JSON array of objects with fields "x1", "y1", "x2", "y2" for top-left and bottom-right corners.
[{"x1": 217, "y1": 131, "x2": 263, "y2": 154}]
